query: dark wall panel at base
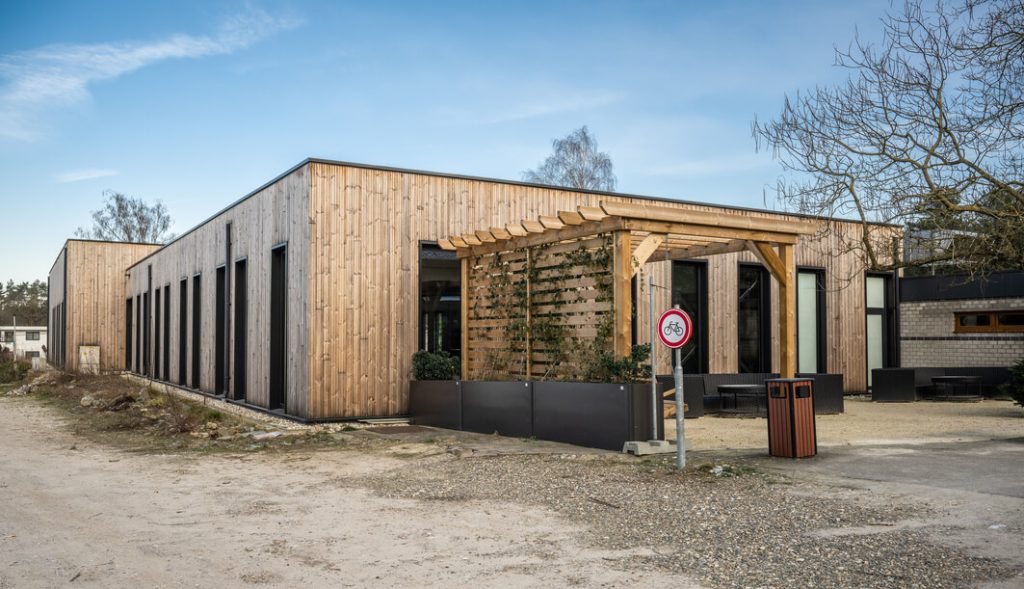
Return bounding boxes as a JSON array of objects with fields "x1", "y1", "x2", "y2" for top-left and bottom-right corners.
[
  {"x1": 461, "y1": 381, "x2": 533, "y2": 438},
  {"x1": 533, "y1": 383, "x2": 630, "y2": 450},
  {"x1": 409, "y1": 380, "x2": 462, "y2": 430}
]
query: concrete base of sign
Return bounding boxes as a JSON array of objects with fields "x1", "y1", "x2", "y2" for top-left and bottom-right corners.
[{"x1": 622, "y1": 440, "x2": 677, "y2": 456}]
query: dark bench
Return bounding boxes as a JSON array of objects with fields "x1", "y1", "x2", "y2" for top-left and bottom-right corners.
[
  {"x1": 872, "y1": 367, "x2": 1010, "y2": 402},
  {"x1": 658, "y1": 372, "x2": 845, "y2": 417}
]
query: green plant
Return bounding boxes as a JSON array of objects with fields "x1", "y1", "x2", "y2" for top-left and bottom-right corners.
[
  {"x1": 0, "y1": 357, "x2": 30, "y2": 383},
  {"x1": 582, "y1": 344, "x2": 652, "y2": 384},
  {"x1": 1006, "y1": 357, "x2": 1024, "y2": 408},
  {"x1": 412, "y1": 350, "x2": 460, "y2": 381}
]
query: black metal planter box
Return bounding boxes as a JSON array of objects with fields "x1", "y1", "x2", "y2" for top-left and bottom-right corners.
[
  {"x1": 408, "y1": 380, "x2": 462, "y2": 430},
  {"x1": 461, "y1": 381, "x2": 534, "y2": 438},
  {"x1": 410, "y1": 380, "x2": 664, "y2": 451}
]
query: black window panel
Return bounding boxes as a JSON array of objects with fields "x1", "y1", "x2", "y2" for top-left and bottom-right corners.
[
  {"x1": 154, "y1": 288, "x2": 161, "y2": 380},
  {"x1": 135, "y1": 295, "x2": 141, "y2": 372},
  {"x1": 163, "y1": 285, "x2": 170, "y2": 380},
  {"x1": 179, "y1": 279, "x2": 188, "y2": 385},
  {"x1": 738, "y1": 264, "x2": 772, "y2": 373},
  {"x1": 671, "y1": 261, "x2": 709, "y2": 374},
  {"x1": 234, "y1": 259, "x2": 248, "y2": 401},
  {"x1": 192, "y1": 275, "x2": 201, "y2": 389},
  {"x1": 418, "y1": 244, "x2": 461, "y2": 357},
  {"x1": 125, "y1": 298, "x2": 133, "y2": 368},
  {"x1": 269, "y1": 245, "x2": 288, "y2": 411},
  {"x1": 999, "y1": 312, "x2": 1024, "y2": 327},
  {"x1": 143, "y1": 292, "x2": 150, "y2": 376},
  {"x1": 215, "y1": 266, "x2": 227, "y2": 395}
]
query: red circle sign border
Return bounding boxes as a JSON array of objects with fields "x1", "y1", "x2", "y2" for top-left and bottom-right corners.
[{"x1": 657, "y1": 308, "x2": 693, "y2": 349}]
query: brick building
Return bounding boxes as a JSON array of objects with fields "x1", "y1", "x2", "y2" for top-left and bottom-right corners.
[{"x1": 899, "y1": 272, "x2": 1024, "y2": 368}]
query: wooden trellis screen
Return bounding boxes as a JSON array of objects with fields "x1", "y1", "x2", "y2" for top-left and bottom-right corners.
[{"x1": 464, "y1": 234, "x2": 614, "y2": 381}]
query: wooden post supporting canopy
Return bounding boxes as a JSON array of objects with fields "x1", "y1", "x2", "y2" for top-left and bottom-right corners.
[
  {"x1": 612, "y1": 230, "x2": 633, "y2": 358},
  {"x1": 778, "y1": 243, "x2": 797, "y2": 378},
  {"x1": 460, "y1": 256, "x2": 469, "y2": 381}
]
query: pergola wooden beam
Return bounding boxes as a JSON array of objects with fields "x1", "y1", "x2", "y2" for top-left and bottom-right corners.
[
  {"x1": 630, "y1": 233, "x2": 666, "y2": 277},
  {"x1": 446, "y1": 200, "x2": 812, "y2": 374},
  {"x1": 746, "y1": 241, "x2": 786, "y2": 282},
  {"x1": 648, "y1": 239, "x2": 747, "y2": 262},
  {"x1": 457, "y1": 216, "x2": 626, "y2": 258},
  {"x1": 601, "y1": 200, "x2": 816, "y2": 236}
]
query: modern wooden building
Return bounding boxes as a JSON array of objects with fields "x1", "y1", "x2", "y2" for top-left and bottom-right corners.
[
  {"x1": 47, "y1": 239, "x2": 161, "y2": 372},
  {"x1": 54, "y1": 159, "x2": 898, "y2": 421}
]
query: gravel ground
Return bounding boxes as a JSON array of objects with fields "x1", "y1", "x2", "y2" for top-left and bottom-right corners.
[
  {"x1": 357, "y1": 452, "x2": 1015, "y2": 588},
  {"x1": 677, "y1": 397, "x2": 1024, "y2": 451}
]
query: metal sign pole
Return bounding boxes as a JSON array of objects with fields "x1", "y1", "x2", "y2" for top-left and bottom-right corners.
[
  {"x1": 674, "y1": 304, "x2": 685, "y2": 470},
  {"x1": 649, "y1": 273, "x2": 658, "y2": 440}
]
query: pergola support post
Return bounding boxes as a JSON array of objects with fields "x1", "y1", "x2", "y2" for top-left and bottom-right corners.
[
  {"x1": 460, "y1": 256, "x2": 469, "y2": 381},
  {"x1": 778, "y1": 243, "x2": 796, "y2": 378},
  {"x1": 612, "y1": 230, "x2": 633, "y2": 358}
]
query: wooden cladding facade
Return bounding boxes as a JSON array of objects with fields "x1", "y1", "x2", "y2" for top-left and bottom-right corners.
[
  {"x1": 124, "y1": 166, "x2": 310, "y2": 417},
  {"x1": 47, "y1": 240, "x2": 161, "y2": 372},
  {"x1": 110, "y1": 159, "x2": 898, "y2": 420}
]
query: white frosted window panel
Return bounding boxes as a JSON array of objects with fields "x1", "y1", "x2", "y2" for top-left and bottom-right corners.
[
  {"x1": 867, "y1": 314, "x2": 883, "y2": 387},
  {"x1": 866, "y1": 276, "x2": 886, "y2": 308},
  {"x1": 798, "y1": 272, "x2": 818, "y2": 373}
]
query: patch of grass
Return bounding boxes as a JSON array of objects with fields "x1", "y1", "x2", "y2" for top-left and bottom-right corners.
[{"x1": 16, "y1": 372, "x2": 365, "y2": 455}]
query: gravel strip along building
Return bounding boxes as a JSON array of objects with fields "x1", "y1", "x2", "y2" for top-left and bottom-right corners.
[{"x1": 49, "y1": 158, "x2": 900, "y2": 421}]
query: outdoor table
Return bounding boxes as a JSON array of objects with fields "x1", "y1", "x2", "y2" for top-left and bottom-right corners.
[
  {"x1": 717, "y1": 384, "x2": 767, "y2": 416},
  {"x1": 930, "y1": 375, "x2": 983, "y2": 400}
]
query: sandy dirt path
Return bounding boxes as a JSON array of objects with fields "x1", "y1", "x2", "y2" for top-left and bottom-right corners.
[{"x1": 0, "y1": 397, "x2": 699, "y2": 589}]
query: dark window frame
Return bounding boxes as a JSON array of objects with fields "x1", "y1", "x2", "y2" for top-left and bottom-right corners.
[
  {"x1": 737, "y1": 263, "x2": 772, "y2": 373},
  {"x1": 954, "y1": 310, "x2": 1024, "y2": 333}
]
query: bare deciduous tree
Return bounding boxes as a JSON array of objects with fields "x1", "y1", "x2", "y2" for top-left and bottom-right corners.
[
  {"x1": 753, "y1": 0, "x2": 1023, "y2": 275},
  {"x1": 523, "y1": 126, "x2": 617, "y2": 191},
  {"x1": 75, "y1": 190, "x2": 175, "y2": 243}
]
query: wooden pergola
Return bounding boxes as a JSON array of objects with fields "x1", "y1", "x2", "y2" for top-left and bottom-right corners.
[{"x1": 440, "y1": 201, "x2": 817, "y2": 380}]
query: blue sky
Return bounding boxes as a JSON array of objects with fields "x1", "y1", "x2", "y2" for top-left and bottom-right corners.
[{"x1": 0, "y1": 0, "x2": 893, "y2": 282}]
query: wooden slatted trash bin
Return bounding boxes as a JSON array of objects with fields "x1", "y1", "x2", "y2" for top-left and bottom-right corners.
[{"x1": 765, "y1": 378, "x2": 817, "y2": 458}]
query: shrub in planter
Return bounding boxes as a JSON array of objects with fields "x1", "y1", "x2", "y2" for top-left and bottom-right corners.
[
  {"x1": 1006, "y1": 357, "x2": 1024, "y2": 408},
  {"x1": 581, "y1": 344, "x2": 652, "y2": 384},
  {"x1": 412, "y1": 350, "x2": 460, "y2": 381}
]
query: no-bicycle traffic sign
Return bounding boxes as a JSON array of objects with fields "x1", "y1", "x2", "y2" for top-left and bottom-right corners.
[{"x1": 657, "y1": 308, "x2": 693, "y2": 349}]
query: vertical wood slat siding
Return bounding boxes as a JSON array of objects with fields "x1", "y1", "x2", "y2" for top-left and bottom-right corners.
[
  {"x1": 308, "y1": 162, "x2": 896, "y2": 418},
  {"x1": 124, "y1": 167, "x2": 310, "y2": 417},
  {"x1": 47, "y1": 241, "x2": 160, "y2": 372}
]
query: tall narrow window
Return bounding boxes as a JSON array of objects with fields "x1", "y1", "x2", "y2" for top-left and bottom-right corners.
[
  {"x1": 234, "y1": 258, "x2": 248, "y2": 401},
  {"x1": 179, "y1": 279, "x2": 188, "y2": 385},
  {"x1": 418, "y1": 244, "x2": 461, "y2": 357},
  {"x1": 125, "y1": 298, "x2": 133, "y2": 369},
  {"x1": 215, "y1": 266, "x2": 227, "y2": 395},
  {"x1": 672, "y1": 261, "x2": 709, "y2": 374},
  {"x1": 163, "y1": 285, "x2": 170, "y2": 381},
  {"x1": 135, "y1": 295, "x2": 141, "y2": 373},
  {"x1": 797, "y1": 269, "x2": 826, "y2": 374},
  {"x1": 143, "y1": 292, "x2": 150, "y2": 376},
  {"x1": 738, "y1": 264, "x2": 771, "y2": 373},
  {"x1": 154, "y1": 288, "x2": 161, "y2": 380},
  {"x1": 866, "y1": 274, "x2": 895, "y2": 387},
  {"x1": 269, "y1": 245, "x2": 287, "y2": 411},
  {"x1": 192, "y1": 274, "x2": 201, "y2": 389}
]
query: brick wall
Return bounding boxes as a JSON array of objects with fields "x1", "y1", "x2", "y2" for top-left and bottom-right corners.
[{"x1": 900, "y1": 297, "x2": 1024, "y2": 367}]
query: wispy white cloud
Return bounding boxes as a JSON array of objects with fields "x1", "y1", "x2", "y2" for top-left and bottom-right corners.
[
  {"x1": 54, "y1": 168, "x2": 119, "y2": 183},
  {"x1": 0, "y1": 8, "x2": 302, "y2": 141}
]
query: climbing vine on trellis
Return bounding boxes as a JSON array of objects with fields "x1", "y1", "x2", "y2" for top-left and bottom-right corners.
[{"x1": 469, "y1": 233, "x2": 622, "y2": 382}]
